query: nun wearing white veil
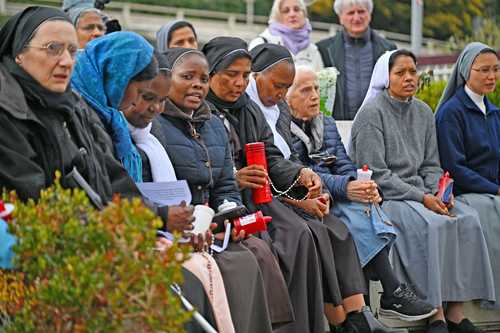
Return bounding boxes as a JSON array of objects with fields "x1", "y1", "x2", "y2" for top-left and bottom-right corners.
[
  {"x1": 436, "y1": 42, "x2": 500, "y2": 310},
  {"x1": 349, "y1": 49, "x2": 495, "y2": 332}
]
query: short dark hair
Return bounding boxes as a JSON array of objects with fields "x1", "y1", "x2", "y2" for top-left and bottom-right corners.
[
  {"x1": 388, "y1": 49, "x2": 417, "y2": 72},
  {"x1": 131, "y1": 52, "x2": 159, "y2": 82}
]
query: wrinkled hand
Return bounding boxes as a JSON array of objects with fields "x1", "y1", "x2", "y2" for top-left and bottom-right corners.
[
  {"x1": 236, "y1": 165, "x2": 268, "y2": 189},
  {"x1": 289, "y1": 194, "x2": 330, "y2": 218},
  {"x1": 346, "y1": 180, "x2": 381, "y2": 203},
  {"x1": 214, "y1": 220, "x2": 247, "y2": 242},
  {"x1": 167, "y1": 201, "x2": 194, "y2": 233},
  {"x1": 299, "y1": 168, "x2": 322, "y2": 198},
  {"x1": 423, "y1": 194, "x2": 450, "y2": 216}
]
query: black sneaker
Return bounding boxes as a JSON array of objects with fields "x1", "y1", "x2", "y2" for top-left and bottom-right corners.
[
  {"x1": 447, "y1": 319, "x2": 484, "y2": 333},
  {"x1": 379, "y1": 283, "x2": 437, "y2": 321},
  {"x1": 343, "y1": 307, "x2": 408, "y2": 333},
  {"x1": 427, "y1": 320, "x2": 449, "y2": 333}
]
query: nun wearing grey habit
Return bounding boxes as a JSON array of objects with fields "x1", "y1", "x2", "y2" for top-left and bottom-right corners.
[
  {"x1": 436, "y1": 42, "x2": 500, "y2": 309},
  {"x1": 349, "y1": 50, "x2": 495, "y2": 308}
]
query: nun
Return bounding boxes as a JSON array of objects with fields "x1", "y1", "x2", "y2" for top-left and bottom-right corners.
[
  {"x1": 350, "y1": 49, "x2": 495, "y2": 333},
  {"x1": 154, "y1": 47, "x2": 292, "y2": 333},
  {"x1": 62, "y1": 0, "x2": 105, "y2": 49},
  {"x1": 156, "y1": 19, "x2": 198, "y2": 52},
  {"x1": 205, "y1": 38, "x2": 404, "y2": 333},
  {"x1": 436, "y1": 42, "x2": 500, "y2": 311}
]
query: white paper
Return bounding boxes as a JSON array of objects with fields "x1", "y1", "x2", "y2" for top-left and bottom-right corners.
[{"x1": 136, "y1": 180, "x2": 192, "y2": 206}]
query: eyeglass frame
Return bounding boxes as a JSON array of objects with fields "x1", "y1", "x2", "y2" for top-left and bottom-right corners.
[
  {"x1": 470, "y1": 64, "x2": 500, "y2": 76},
  {"x1": 24, "y1": 41, "x2": 79, "y2": 60}
]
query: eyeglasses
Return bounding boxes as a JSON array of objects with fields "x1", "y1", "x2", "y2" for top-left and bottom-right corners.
[
  {"x1": 25, "y1": 41, "x2": 79, "y2": 60},
  {"x1": 471, "y1": 65, "x2": 500, "y2": 76}
]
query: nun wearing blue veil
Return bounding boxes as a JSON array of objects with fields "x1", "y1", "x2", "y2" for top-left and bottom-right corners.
[{"x1": 71, "y1": 31, "x2": 158, "y2": 183}]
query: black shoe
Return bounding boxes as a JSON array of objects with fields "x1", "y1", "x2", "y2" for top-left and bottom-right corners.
[
  {"x1": 343, "y1": 306, "x2": 408, "y2": 333},
  {"x1": 427, "y1": 320, "x2": 449, "y2": 333},
  {"x1": 447, "y1": 319, "x2": 484, "y2": 333},
  {"x1": 380, "y1": 283, "x2": 438, "y2": 321}
]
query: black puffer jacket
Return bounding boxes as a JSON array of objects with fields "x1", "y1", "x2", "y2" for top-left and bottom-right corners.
[{"x1": 0, "y1": 63, "x2": 138, "y2": 203}]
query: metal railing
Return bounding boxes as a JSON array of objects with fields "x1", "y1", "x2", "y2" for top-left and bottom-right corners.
[{"x1": 0, "y1": 0, "x2": 447, "y2": 48}]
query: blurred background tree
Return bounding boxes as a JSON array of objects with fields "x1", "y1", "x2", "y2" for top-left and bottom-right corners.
[{"x1": 308, "y1": 0, "x2": 497, "y2": 41}]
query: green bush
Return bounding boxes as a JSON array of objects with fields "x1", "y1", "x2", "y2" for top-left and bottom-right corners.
[
  {"x1": 416, "y1": 78, "x2": 500, "y2": 112},
  {"x1": 1, "y1": 173, "x2": 191, "y2": 332}
]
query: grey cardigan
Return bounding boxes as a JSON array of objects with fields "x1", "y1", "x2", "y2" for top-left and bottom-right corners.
[{"x1": 349, "y1": 90, "x2": 442, "y2": 202}]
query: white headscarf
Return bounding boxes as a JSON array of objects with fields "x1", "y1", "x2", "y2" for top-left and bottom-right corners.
[
  {"x1": 246, "y1": 75, "x2": 292, "y2": 159},
  {"x1": 128, "y1": 122, "x2": 177, "y2": 182},
  {"x1": 359, "y1": 50, "x2": 398, "y2": 110}
]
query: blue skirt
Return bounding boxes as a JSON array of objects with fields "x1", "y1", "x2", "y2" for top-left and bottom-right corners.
[{"x1": 333, "y1": 201, "x2": 396, "y2": 267}]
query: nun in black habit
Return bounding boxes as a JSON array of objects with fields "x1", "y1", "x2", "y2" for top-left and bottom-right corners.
[{"x1": 152, "y1": 47, "x2": 296, "y2": 333}]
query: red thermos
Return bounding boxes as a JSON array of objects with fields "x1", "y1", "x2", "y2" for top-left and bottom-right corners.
[
  {"x1": 245, "y1": 142, "x2": 272, "y2": 204},
  {"x1": 233, "y1": 211, "x2": 272, "y2": 235}
]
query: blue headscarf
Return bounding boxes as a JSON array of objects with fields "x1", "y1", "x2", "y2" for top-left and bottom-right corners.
[{"x1": 72, "y1": 31, "x2": 154, "y2": 182}]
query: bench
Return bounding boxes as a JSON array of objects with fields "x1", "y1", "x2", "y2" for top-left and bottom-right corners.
[{"x1": 335, "y1": 120, "x2": 500, "y2": 331}]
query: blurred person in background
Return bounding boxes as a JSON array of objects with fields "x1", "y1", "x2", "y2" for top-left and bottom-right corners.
[
  {"x1": 157, "y1": 19, "x2": 198, "y2": 52},
  {"x1": 316, "y1": 0, "x2": 396, "y2": 120},
  {"x1": 249, "y1": 0, "x2": 323, "y2": 71},
  {"x1": 62, "y1": 0, "x2": 106, "y2": 49}
]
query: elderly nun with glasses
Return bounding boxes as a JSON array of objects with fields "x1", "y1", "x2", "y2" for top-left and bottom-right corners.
[{"x1": 436, "y1": 42, "x2": 500, "y2": 312}]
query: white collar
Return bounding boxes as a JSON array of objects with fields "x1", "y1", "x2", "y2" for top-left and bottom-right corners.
[{"x1": 465, "y1": 84, "x2": 486, "y2": 114}]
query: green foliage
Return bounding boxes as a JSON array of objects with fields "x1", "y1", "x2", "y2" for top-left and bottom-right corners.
[
  {"x1": 447, "y1": 18, "x2": 500, "y2": 50},
  {"x1": 416, "y1": 79, "x2": 447, "y2": 112},
  {"x1": 311, "y1": 0, "x2": 493, "y2": 40},
  {"x1": 416, "y1": 77, "x2": 500, "y2": 112},
  {"x1": 1, "y1": 175, "x2": 191, "y2": 332}
]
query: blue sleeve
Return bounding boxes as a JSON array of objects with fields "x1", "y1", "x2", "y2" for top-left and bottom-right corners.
[{"x1": 436, "y1": 108, "x2": 499, "y2": 195}]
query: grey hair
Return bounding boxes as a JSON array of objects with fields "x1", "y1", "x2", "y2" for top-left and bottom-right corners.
[
  {"x1": 286, "y1": 64, "x2": 317, "y2": 98},
  {"x1": 333, "y1": 0, "x2": 373, "y2": 15},
  {"x1": 268, "y1": 0, "x2": 308, "y2": 24}
]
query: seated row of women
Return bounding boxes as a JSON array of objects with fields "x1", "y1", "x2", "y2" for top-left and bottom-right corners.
[{"x1": 0, "y1": 6, "x2": 499, "y2": 333}]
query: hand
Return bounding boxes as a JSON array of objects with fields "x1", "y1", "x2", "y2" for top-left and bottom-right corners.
[
  {"x1": 299, "y1": 168, "x2": 322, "y2": 198},
  {"x1": 290, "y1": 196, "x2": 329, "y2": 218},
  {"x1": 167, "y1": 201, "x2": 194, "y2": 233},
  {"x1": 191, "y1": 223, "x2": 217, "y2": 252},
  {"x1": 346, "y1": 180, "x2": 380, "y2": 203},
  {"x1": 155, "y1": 237, "x2": 171, "y2": 252},
  {"x1": 423, "y1": 194, "x2": 450, "y2": 216},
  {"x1": 214, "y1": 220, "x2": 247, "y2": 242},
  {"x1": 236, "y1": 165, "x2": 268, "y2": 189},
  {"x1": 497, "y1": 188, "x2": 500, "y2": 196}
]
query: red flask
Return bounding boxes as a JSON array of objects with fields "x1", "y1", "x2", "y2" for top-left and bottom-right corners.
[
  {"x1": 245, "y1": 142, "x2": 272, "y2": 204},
  {"x1": 233, "y1": 211, "x2": 272, "y2": 235}
]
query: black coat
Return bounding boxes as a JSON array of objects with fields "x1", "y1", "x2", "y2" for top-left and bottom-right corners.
[
  {"x1": 209, "y1": 96, "x2": 305, "y2": 210},
  {"x1": 316, "y1": 29, "x2": 397, "y2": 120},
  {"x1": 0, "y1": 63, "x2": 138, "y2": 203}
]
